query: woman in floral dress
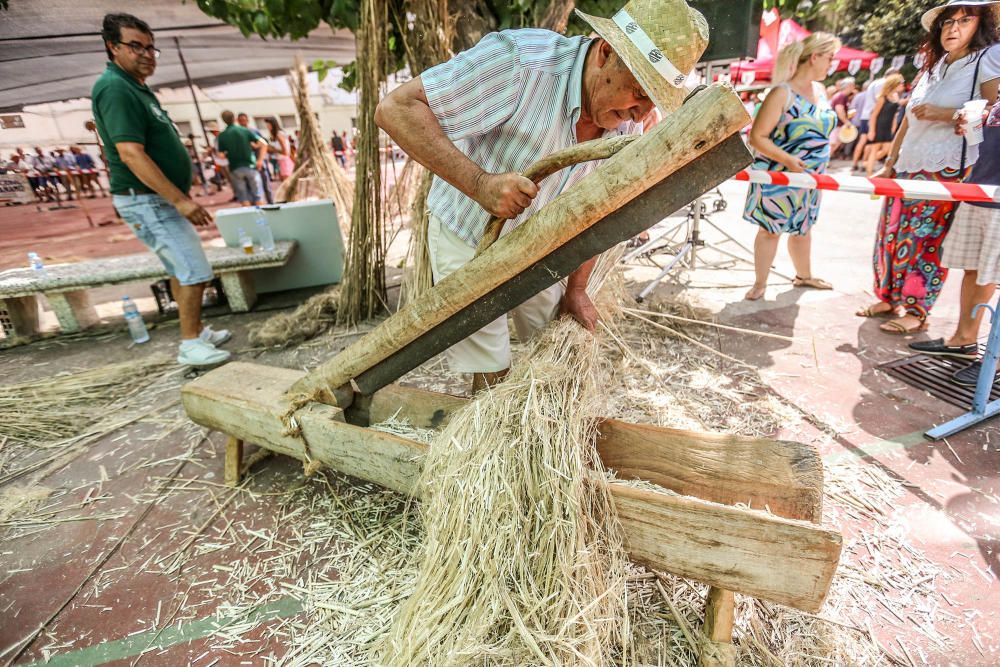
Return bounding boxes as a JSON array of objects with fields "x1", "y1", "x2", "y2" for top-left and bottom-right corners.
[
  {"x1": 859, "y1": 1, "x2": 999, "y2": 333},
  {"x1": 744, "y1": 33, "x2": 840, "y2": 301}
]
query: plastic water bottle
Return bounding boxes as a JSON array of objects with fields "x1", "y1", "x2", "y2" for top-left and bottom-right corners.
[
  {"x1": 122, "y1": 296, "x2": 150, "y2": 344},
  {"x1": 27, "y1": 251, "x2": 48, "y2": 277},
  {"x1": 254, "y1": 207, "x2": 276, "y2": 252},
  {"x1": 238, "y1": 227, "x2": 254, "y2": 255}
]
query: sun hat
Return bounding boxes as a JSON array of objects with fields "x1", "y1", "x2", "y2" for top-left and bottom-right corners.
[
  {"x1": 921, "y1": 0, "x2": 1000, "y2": 31},
  {"x1": 575, "y1": 0, "x2": 709, "y2": 113},
  {"x1": 837, "y1": 123, "x2": 859, "y2": 144}
]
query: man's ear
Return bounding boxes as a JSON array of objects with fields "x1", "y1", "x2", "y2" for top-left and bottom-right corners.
[{"x1": 597, "y1": 39, "x2": 615, "y2": 68}]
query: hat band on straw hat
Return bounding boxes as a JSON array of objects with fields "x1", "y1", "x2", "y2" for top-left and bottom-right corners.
[{"x1": 612, "y1": 8, "x2": 688, "y2": 88}]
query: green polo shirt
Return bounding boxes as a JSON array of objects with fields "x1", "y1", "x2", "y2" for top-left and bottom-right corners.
[
  {"x1": 216, "y1": 124, "x2": 260, "y2": 170},
  {"x1": 91, "y1": 62, "x2": 192, "y2": 195}
]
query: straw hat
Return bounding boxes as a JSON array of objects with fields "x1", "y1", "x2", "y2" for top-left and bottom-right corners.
[
  {"x1": 921, "y1": 0, "x2": 1000, "y2": 31},
  {"x1": 837, "y1": 123, "x2": 859, "y2": 144},
  {"x1": 575, "y1": 0, "x2": 709, "y2": 113}
]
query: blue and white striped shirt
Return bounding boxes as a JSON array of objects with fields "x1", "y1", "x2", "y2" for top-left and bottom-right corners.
[{"x1": 422, "y1": 29, "x2": 640, "y2": 247}]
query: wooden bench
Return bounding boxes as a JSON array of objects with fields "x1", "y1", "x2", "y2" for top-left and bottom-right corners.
[{"x1": 0, "y1": 241, "x2": 296, "y2": 337}]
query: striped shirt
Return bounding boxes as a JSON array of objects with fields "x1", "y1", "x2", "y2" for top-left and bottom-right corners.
[{"x1": 422, "y1": 29, "x2": 640, "y2": 247}]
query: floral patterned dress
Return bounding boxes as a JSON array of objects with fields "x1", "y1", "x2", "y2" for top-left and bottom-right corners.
[{"x1": 743, "y1": 83, "x2": 837, "y2": 235}]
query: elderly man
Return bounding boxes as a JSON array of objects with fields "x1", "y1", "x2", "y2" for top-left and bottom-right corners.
[
  {"x1": 376, "y1": 0, "x2": 706, "y2": 392},
  {"x1": 91, "y1": 13, "x2": 230, "y2": 367}
]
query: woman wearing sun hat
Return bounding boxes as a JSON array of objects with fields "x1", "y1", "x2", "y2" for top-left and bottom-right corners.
[
  {"x1": 858, "y1": 0, "x2": 999, "y2": 334},
  {"x1": 742, "y1": 32, "x2": 841, "y2": 301}
]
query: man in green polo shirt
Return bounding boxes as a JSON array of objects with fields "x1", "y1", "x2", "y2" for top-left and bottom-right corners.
[
  {"x1": 215, "y1": 110, "x2": 267, "y2": 206},
  {"x1": 92, "y1": 13, "x2": 230, "y2": 367}
]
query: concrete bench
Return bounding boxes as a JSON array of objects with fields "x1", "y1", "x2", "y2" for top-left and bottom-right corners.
[{"x1": 0, "y1": 241, "x2": 296, "y2": 338}]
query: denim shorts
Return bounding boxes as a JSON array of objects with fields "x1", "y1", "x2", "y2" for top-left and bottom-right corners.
[
  {"x1": 112, "y1": 192, "x2": 214, "y2": 286},
  {"x1": 230, "y1": 166, "x2": 263, "y2": 204}
]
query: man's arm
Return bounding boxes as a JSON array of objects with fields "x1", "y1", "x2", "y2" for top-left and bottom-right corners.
[
  {"x1": 559, "y1": 256, "x2": 599, "y2": 331},
  {"x1": 116, "y1": 142, "x2": 211, "y2": 226},
  {"x1": 375, "y1": 77, "x2": 537, "y2": 220},
  {"x1": 251, "y1": 139, "x2": 268, "y2": 170}
]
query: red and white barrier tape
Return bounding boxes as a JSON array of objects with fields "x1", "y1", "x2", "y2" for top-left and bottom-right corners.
[{"x1": 735, "y1": 169, "x2": 1000, "y2": 204}]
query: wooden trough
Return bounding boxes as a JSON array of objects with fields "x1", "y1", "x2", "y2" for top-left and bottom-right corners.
[{"x1": 181, "y1": 85, "x2": 842, "y2": 666}]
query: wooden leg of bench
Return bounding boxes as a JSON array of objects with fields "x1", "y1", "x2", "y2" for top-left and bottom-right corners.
[
  {"x1": 0, "y1": 295, "x2": 42, "y2": 337},
  {"x1": 219, "y1": 271, "x2": 257, "y2": 312},
  {"x1": 45, "y1": 290, "x2": 99, "y2": 333},
  {"x1": 224, "y1": 436, "x2": 244, "y2": 487},
  {"x1": 699, "y1": 587, "x2": 736, "y2": 667}
]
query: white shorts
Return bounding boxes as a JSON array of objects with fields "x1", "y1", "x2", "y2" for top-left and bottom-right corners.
[
  {"x1": 942, "y1": 204, "x2": 1000, "y2": 285},
  {"x1": 427, "y1": 213, "x2": 563, "y2": 373}
]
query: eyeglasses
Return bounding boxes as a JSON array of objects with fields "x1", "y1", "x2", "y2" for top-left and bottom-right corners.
[
  {"x1": 940, "y1": 16, "x2": 977, "y2": 30},
  {"x1": 116, "y1": 41, "x2": 161, "y2": 59}
]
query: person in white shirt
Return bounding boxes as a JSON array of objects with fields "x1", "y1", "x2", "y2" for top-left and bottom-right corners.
[{"x1": 857, "y1": 0, "x2": 1000, "y2": 334}]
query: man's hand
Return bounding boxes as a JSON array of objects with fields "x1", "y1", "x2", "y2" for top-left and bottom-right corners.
[
  {"x1": 256, "y1": 158, "x2": 265, "y2": 170},
  {"x1": 473, "y1": 172, "x2": 539, "y2": 219},
  {"x1": 559, "y1": 288, "x2": 599, "y2": 332},
  {"x1": 175, "y1": 197, "x2": 213, "y2": 227}
]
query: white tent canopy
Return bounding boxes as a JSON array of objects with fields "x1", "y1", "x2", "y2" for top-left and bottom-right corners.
[{"x1": 0, "y1": 0, "x2": 355, "y2": 112}]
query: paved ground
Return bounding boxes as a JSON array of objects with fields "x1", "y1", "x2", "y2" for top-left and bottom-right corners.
[{"x1": 0, "y1": 159, "x2": 997, "y2": 665}]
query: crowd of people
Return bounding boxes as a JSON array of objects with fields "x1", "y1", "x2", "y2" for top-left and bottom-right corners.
[
  {"x1": 1, "y1": 145, "x2": 106, "y2": 201},
  {"x1": 743, "y1": 0, "x2": 1000, "y2": 386},
  {"x1": 2, "y1": 120, "x2": 356, "y2": 210}
]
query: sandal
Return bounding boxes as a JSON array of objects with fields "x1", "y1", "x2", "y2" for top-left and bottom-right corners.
[
  {"x1": 855, "y1": 303, "x2": 895, "y2": 318},
  {"x1": 879, "y1": 316, "x2": 928, "y2": 335},
  {"x1": 793, "y1": 276, "x2": 833, "y2": 290}
]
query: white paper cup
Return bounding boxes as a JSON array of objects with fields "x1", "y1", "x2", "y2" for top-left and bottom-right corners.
[{"x1": 962, "y1": 99, "x2": 988, "y2": 145}]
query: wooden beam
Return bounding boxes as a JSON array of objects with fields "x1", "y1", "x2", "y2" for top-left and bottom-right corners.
[
  {"x1": 182, "y1": 362, "x2": 840, "y2": 612},
  {"x1": 699, "y1": 587, "x2": 737, "y2": 667},
  {"x1": 225, "y1": 436, "x2": 244, "y2": 487},
  {"x1": 182, "y1": 362, "x2": 424, "y2": 496},
  {"x1": 368, "y1": 383, "x2": 823, "y2": 522},
  {"x1": 613, "y1": 485, "x2": 838, "y2": 613},
  {"x1": 288, "y1": 85, "x2": 751, "y2": 401}
]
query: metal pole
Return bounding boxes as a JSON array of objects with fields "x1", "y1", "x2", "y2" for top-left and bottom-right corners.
[{"x1": 174, "y1": 36, "x2": 212, "y2": 151}]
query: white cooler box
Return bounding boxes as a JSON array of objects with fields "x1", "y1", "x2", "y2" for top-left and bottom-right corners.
[{"x1": 215, "y1": 199, "x2": 344, "y2": 293}]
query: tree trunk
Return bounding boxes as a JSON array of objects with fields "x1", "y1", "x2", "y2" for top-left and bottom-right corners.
[
  {"x1": 538, "y1": 0, "x2": 576, "y2": 33},
  {"x1": 449, "y1": 0, "x2": 497, "y2": 52}
]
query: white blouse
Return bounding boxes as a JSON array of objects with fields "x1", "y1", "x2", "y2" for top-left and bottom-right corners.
[{"x1": 896, "y1": 45, "x2": 1000, "y2": 174}]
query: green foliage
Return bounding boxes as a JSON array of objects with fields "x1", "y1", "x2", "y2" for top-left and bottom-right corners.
[
  {"x1": 844, "y1": 0, "x2": 939, "y2": 56},
  {"x1": 311, "y1": 58, "x2": 339, "y2": 82},
  {"x1": 192, "y1": 0, "x2": 622, "y2": 87},
  {"x1": 567, "y1": 0, "x2": 617, "y2": 35}
]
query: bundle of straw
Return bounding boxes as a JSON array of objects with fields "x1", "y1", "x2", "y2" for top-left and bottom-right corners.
[
  {"x1": 384, "y1": 157, "x2": 425, "y2": 221},
  {"x1": 338, "y1": 0, "x2": 388, "y2": 325},
  {"x1": 381, "y1": 251, "x2": 631, "y2": 665},
  {"x1": 248, "y1": 286, "x2": 340, "y2": 348},
  {"x1": 397, "y1": 170, "x2": 435, "y2": 306},
  {"x1": 277, "y1": 59, "x2": 354, "y2": 218},
  {"x1": 0, "y1": 356, "x2": 173, "y2": 446}
]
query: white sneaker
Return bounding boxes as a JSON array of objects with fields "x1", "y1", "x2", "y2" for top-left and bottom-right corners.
[
  {"x1": 199, "y1": 325, "x2": 232, "y2": 346},
  {"x1": 177, "y1": 338, "x2": 231, "y2": 367}
]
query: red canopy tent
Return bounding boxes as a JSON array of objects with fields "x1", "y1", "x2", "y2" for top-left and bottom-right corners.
[{"x1": 728, "y1": 10, "x2": 879, "y2": 84}]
